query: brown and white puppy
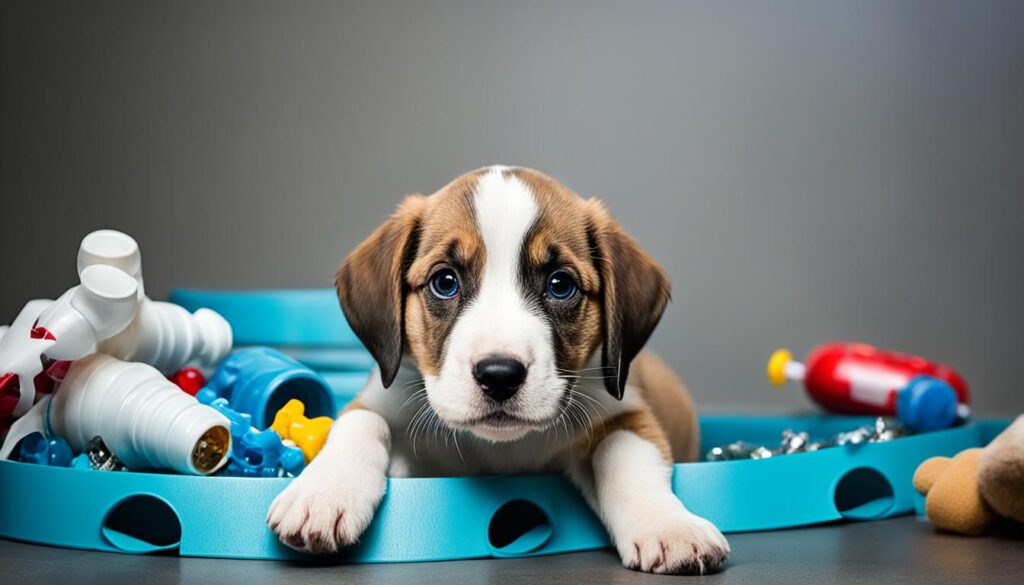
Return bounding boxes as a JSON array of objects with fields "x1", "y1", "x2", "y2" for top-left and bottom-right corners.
[{"x1": 267, "y1": 166, "x2": 729, "y2": 574}]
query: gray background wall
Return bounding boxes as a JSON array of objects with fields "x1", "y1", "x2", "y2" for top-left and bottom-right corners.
[{"x1": 2, "y1": 0, "x2": 1022, "y2": 415}]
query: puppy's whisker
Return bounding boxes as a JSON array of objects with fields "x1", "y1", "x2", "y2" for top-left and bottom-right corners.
[
  {"x1": 556, "y1": 366, "x2": 611, "y2": 373},
  {"x1": 397, "y1": 388, "x2": 428, "y2": 414},
  {"x1": 570, "y1": 405, "x2": 592, "y2": 452},
  {"x1": 568, "y1": 397, "x2": 592, "y2": 440},
  {"x1": 451, "y1": 428, "x2": 466, "y2": 466},
  {"x1": 407, "y1": 401, "x2": 434, "y2": 458},
  {"x1": 562, "y1": 378, "x2": 615, "y2": 384},
  {"x1": 428, "y1": 410, "x2": 446, "y2": 448},
  {"x1": 406, "y1": 407, "x2": 424, "y2": 456},
  {"x1": 572, "y1": 388, "x2": 611, "y2": 416}
]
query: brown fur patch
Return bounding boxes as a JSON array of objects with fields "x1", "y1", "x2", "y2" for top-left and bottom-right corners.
[
  {"x1": 336, "y1": 195, "x2": 428, "y2": 387},
  {"x1": 580, "y1": 406, "x2": 673, "y2": 463},
  {"x1": 341, "y1": 398, "x2": 366, "y2": 415},
  {"x1": 509, "y1": 168, "x2": 671, "y2": 399},
  {"x1": 508, "y1": 168, "x2": 600, "y2": 292},
  {"x1": 587, "y1": 200, "x2": 671, "y2": 398},
  {"x1": 504, "y1": 168, "x2": 606, "y2": 378},
  {"x1": 401, "y1": 170, "x2": 487, "y2": 376},
  {"x1": 627, "y1": 352, "x2": 700, "y2": 462}
]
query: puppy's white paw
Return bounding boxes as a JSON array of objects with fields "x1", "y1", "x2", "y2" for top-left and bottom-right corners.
[
  {"x1": 267, "y1": 408, "x2": 391, "y2": 553},
  {"x1": 266, "y1": 466, "x2": 386, "y2": 553},
  {"x1": 614, "y1": 498, "x2": 730, "y2": 575}
]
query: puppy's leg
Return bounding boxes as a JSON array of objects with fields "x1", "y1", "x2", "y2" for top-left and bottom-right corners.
[
  {"x1": 267, "y1": 408, "x2": 390, "y2": 552},
  {"x1": 571, "y1": 414, "x2": 729, "y2": 575}
]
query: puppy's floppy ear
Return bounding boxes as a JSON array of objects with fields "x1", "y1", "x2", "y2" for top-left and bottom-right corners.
[
  {"x1": 336, "y1": 195, "x2": 427, "y2": 388},
  {"x1": 587, "y1": 200, "x2": 671, "y2": 399}
]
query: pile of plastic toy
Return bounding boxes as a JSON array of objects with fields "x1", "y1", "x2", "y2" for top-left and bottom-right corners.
[{"x1": 0, "y1": 230, "x2": 335, "y2": 477}]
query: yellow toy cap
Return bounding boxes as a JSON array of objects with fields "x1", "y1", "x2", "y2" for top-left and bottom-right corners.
[{"x1": 767, "y1": 348, "x2": 793, "y2": 386}]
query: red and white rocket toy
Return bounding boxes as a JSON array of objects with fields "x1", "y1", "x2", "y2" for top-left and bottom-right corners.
[{"x1": 767, "y1": 342, "x2": 970, "y2": 431}]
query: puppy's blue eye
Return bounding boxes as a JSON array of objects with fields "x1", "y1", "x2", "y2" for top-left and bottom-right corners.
[
  {"x1": 429, "y1": 269, "x2": 460, "y2": 299},
  {"x1": 546, "y1": 270, "x2": 578, "y2": 301}
]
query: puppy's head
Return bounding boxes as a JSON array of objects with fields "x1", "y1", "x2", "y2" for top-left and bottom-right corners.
[{"x1": 337, "y1": 167, "x2": 670, "y2": 442}]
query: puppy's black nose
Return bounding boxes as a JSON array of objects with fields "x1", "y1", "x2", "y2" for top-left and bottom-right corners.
[{"x1": 473, "y1": 356, "x2": 527, "y2": 402}]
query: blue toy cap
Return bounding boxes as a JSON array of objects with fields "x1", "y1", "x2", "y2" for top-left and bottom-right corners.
[
  {"x1": 200, "y1": 347, "x2": 337, "y2": 428},
  {"x1": 896, "y1": 375, "x2": 959, "y2": 432}
]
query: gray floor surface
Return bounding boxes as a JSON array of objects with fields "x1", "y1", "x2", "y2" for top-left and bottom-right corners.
[{"x1": 3, "y1": 515, "x2": 1022, "y2": 584}]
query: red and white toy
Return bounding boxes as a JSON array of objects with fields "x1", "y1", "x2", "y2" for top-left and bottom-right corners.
[
  {"x1": 0, "y1": 230, "x2": 234, "y2": 474},
  {"x1": 767, "y1": 342, "x2": 970, "y2": 431}
]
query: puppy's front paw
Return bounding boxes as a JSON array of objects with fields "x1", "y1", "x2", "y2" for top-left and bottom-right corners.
[
  {"x1": 614, "y1": 498, "x2": 730, "y2": 575},
  {"x1": 266, "y1": 467, "x2": 386, "y2": 553}
]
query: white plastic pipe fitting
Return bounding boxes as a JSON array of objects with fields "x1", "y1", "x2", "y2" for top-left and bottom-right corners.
[
  {"x1": 76, "y1": 229, "x2": 233, "y2": 373},
  {"x1": 77, "y1": 229, "x2": 145, "y2": 296},
  {"x1": 97, "y1": 302, "x2": 232, "y2": 374},
  {"x1": 35, "y1": 265, "x2": 140, "y2": 360},
  {"x1": 48, "y1": 354, "x2": 231, "y2": 475}
]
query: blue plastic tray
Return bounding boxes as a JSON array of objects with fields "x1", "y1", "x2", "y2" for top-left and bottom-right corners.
[
  {"x1": 0, "y1": 416, "x2": 1004, "y2": 561},
  {"x1": 28, "y1": 289, "x2": 995, "y2": 561}
]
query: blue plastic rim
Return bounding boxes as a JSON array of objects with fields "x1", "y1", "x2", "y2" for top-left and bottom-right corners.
[
  {"x1": 171, "y1": 288, "x2": 361, "y2": 348},
  {"x1": 0, "y1": 416, "x2": 1007, "y2": 562}
]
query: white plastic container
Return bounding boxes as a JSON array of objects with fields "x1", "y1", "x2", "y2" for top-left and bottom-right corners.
[{"x1": 47, "y1": 354, "x2": 231, "y2": 475}]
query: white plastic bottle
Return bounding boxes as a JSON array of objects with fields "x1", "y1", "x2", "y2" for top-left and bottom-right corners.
[
  {"x1": 77, "y1": 229, "x2": 233, "y2": 373},
  {"x1": 47, "y1": 354, "x2": 231, "y2": 475}
]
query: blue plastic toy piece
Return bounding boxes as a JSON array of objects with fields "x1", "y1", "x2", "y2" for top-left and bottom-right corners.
[
  {"x1": 198, "y1": 347, "x2": 338, "y2": 429},
  {"x1": 896, "y1": 375, "x2": 959, "y2": 432},
  {"x1": 197, "y1": 395, "x2": 305, "y2": 478},
  {"x1": 171, "y1": 289, "x2": 361, "y2": 348},
  {"x1": 0, "y1": 416, "x2": 1008, "y2": 561},
  {"x1": 17, "y1": 433, "x2": 73, "y2": 467},
  {"x1": 71, "y1": 454, "x2": 93, "y2": 470},
  {"x1": 171, "y1": 288, "x2": 375, "y2": 408}
]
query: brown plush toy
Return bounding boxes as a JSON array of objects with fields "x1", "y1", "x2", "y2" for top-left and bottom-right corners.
[{"x1": 914, "y1": 415, "x2": 1024, "y2": 535}]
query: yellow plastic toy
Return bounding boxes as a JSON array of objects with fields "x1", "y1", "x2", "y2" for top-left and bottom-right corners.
[{"x1": 270, "y1": 399, "x2": 333, "y2": 462}]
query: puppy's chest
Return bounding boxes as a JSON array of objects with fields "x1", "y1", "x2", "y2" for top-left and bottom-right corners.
[{"x1": 387, "y1": 428, "x2": 570, "y2": 477}]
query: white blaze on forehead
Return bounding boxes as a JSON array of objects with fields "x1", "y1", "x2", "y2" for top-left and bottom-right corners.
[
  {"x1": 451, "y1": 167, "x2": 546, "y2": 364},
  {"x1": 473, "y1": 169, "x2": 538, "y2": 290}
]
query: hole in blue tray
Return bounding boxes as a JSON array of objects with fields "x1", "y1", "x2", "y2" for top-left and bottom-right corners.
[
  {"x1": 102, "y1": 495, "x2": 182, "y2": 553},
  {"x1": 488, "y1": 499, "x2": 553, "y2": 556},
  {"x1": 834, "y1": 467, "x2": 895, "y2": 520}
]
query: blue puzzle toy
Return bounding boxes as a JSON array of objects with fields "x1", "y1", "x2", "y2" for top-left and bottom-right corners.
[
  {"x1": 197, "y1": 395, "x2": 305, "y2": 478},
  {"x1": 198, "y1": 347, "x2": 338, "y2": 429},
  {"x1": 0, "y1": 289, "x2": 1011, "y2": 563}
]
